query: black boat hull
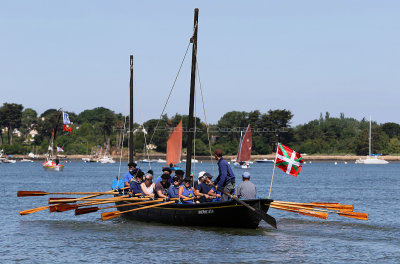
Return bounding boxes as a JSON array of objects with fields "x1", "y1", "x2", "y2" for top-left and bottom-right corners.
[{"x1": 115, "y1": 198, "x2": 273, "y2": 229}]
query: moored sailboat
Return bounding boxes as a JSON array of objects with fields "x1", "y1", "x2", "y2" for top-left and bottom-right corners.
[
  {"x1": 234, "y1": 124, "x2": 252, "y2": 169},
  {"x1": 355, "y1": 116, "x2": 388, "y2": 164},
  {"x1": 42, "y1": 111, "x2": 70, "y2": 171},
  {"x1": 165, "y1": 120, "x2": 183, "y2": 170}
]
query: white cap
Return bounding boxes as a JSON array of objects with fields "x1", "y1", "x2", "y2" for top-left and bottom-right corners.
[{"x1": 198, "y1": 171, "x2": 207, "y2": 179}]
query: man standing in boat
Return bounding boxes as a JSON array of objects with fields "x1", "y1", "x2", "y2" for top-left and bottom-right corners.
[{"x1": 213, "y1": 149, "x2": 235, "y2": 201}]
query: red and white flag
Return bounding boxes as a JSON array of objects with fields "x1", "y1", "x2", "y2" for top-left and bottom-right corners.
[
  {"x1": 275, "y1": 143, "x2": 303, "y2": 177},
  {"x1": 63, "y1": 124, "x2": 72, "y2": 132}
]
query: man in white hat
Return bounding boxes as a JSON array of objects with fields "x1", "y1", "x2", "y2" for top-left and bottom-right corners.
[
  {"x1": 193, "y1": 171, "x2": 207, "y2": 193},
  {"x1": 237, "y1": 172, "x2": 256, "y2": 199}
]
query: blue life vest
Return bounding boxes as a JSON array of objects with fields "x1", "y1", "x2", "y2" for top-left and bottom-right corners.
[
  {"x1": 112, "y1": 179, "x2": 125, "y2": 190},
  {"x1": 181, "y1": 186, "x2": 194, "y2": 204}
]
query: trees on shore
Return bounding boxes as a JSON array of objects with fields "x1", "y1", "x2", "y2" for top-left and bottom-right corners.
[{"x1": 1, "y1": 102, "x2": 400, "y2": 156}]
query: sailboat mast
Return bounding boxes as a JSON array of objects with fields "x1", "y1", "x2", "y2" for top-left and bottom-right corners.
[
  {"x1": 369, "y1": 115, "x2": 372, "y2": 156},
  {"x1": 186, "y1": 8, "x2": 199, "y2": 177},
  {"x1": 129, "y1": 55, "x2": 134, "y2": 163},
  {"x1": 49, "y1": 111, "x2": 62, "y2": 158}
]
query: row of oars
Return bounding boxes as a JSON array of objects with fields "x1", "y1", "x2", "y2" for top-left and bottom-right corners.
[
  {"x1": 17, "y1": 189, "x2": 191, "y2": 221},
  {"x1": 270, "y1": 201, "x2": 368, "y2": 221}
]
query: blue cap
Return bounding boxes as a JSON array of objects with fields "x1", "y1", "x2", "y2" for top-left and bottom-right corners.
[{"x1": 242, "y1": 172, "x2": 251, "y2": 178}]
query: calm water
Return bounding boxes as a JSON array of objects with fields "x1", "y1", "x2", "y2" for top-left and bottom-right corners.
[{"x1": 1, "y1": 160, "x2": 399, "y2": 263}]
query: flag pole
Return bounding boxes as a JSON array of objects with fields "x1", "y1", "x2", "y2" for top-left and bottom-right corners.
[{"x1": 268, "y1": 143, "x2": 279, "y2": 199}]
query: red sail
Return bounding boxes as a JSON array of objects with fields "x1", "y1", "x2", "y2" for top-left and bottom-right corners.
[
  {"x1": 237, "y1": 125, "x2": 252, "y2": 162},
  {"x1": 166, "y1": 120, "x2": 183, "y2": 166}
]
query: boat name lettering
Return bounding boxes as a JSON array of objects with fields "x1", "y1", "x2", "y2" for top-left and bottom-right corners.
[{"x1": 198, "y1": 209, "x2": 214, "y2": 215}]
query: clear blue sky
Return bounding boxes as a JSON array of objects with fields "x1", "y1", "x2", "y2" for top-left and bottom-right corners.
[{"x1": 1, "y1": 1, "x2": 399, "y2": 126}]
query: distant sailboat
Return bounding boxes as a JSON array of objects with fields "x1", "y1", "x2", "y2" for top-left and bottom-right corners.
[
  {"x1": 43, "y1": 111, "x2": 68, "y2": 171},
  {"x1": 166, "y1": 120, "x2": 183, "y2": 170},
  {"x1": 355, "y1": 116, "x2": 388, "y2": 164},
  {"x1": 235, "y1": 124, "x2": 252, "y2": 169}
]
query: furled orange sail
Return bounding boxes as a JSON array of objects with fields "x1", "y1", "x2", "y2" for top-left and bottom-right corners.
[
  {"x1": 166, "y1": 120, "x2": 183, "y2": 166},
  {"x1": 237, "y1": 124, "x2": 252, "y2": 162}
]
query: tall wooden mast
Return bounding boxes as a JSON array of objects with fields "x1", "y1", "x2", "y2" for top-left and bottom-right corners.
[
  {"x1": 185, "y1": 8, "x2": 199, "y2": 177},
  {"x1": 129, "y1": 55, "x2": 134, "y2": 163}
]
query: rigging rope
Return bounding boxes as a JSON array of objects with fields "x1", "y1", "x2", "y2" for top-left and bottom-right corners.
[
  {"x1": 147, "y1": 41, "x2": 192, "y2": 148},
  {"x1": 133, "y1": 74, "x2": 152, "y2": 171},
  {"x1": 196, "y1": 61, "x2": 216, "y2": 176}
]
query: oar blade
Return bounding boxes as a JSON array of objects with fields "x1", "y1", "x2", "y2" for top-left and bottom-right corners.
[
  {"x1": 263, "y1": 213, "x2": 277, "y2": 229},
  {"x1": 299, "y1": 210, "x2": 328, "y2": 220},
  {"x1": 75, "y1": 207, "x2": 99, "y2": 216},
  {"x1": 17, "y1": 191, "x2": 47, "y2": 197},
  {"x1": 338, "y1": 211, "x2": 368, "y2": 221},
  {"x1": 54, "y1": 204, "x2": 79, "y2": 212},
  {"x1": 19, "y1": 206, "x2": 49, "y2": 215},
  {"x1": 48, "y1": 198, "x2": 77, "y2": 204},
  {"x1": 101, "y1": 211, "x2": 121, "y2": 221}
]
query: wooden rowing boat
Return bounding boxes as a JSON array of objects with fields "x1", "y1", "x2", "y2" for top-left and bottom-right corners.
[{"x1": 115, "y1": 197, "x2": 273, "y2": 228}]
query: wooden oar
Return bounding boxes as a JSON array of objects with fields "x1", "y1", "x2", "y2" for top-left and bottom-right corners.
[
  {"x1": 18, "y1": 190, "x2": 123, "y2": 197},
  {"x1": 51, "y1": 195, "x2": 152, "y2": 212},
  {"x1": 221, "y1": 191, "x2": 277, "y2": 229},
  {"x1": 75, "y1": 199, "x2": 164, "y2": 215},
  {"x1": 48, "y1": 196, "x2": 150, "y2": 204},
  {"x1": 20, "y1": 193, "x2": 103, "y2": 215},
  {"x1": 20, "y1": 188, "x2": 129, "y2": 215},
  {"x1": 270, "y1": 204, "x2": 328, "y2": 219},
  {"x1": 101, "y1": 198, "x2": 193, "y2": 221},
  {"x1": 273, "y1": 201, "x2": 354, "y2": 211},
  {"x1": 337, "y1": 211, "x2": 368, "y2": 221},
  {"x1": 271, "y1": 202, "x2": 368, "y2": 221},
  {"x1": 51, "y1": 195, "x2": 132, "y2": 212}
]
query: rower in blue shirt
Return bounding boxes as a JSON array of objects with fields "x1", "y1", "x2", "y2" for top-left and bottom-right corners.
[
  {"x1": 155, "y1": 167, "x2": 172, "y2": 184},
  {"x1": 129, "y1": 171, "x2": 144, "y2": 195},
  {"x1": 124, "y1": 162, "x2": 142, "y2": 188},
  {"x1": 213, "y1": 149, "x2": 235, "y2": 201},
  {"x1": 179, "y1": 177, "x2": 195, "y2": 204},
  {"x1": 167, "y1": 176, "x2": 181, "y2": 199},
  {"x1": 169, "y1": 169, "x2": 185, "y2": 185}
]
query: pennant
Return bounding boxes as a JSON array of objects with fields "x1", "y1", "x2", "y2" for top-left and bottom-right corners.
[
  {"x1": 63, "y1": 112, "x2": 71, "y2": 124},
  {"x1": 275, "y1": 143, "x2": 303, "y2": 177}
]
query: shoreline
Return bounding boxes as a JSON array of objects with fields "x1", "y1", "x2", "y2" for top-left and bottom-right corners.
[{"x1": 10, "y1": 153, "x2": 400, "y2": 161}]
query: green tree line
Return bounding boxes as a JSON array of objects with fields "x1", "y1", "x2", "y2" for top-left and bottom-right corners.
[{"x1": 1, "y1": 102, "x2": 400, "y2": 156}]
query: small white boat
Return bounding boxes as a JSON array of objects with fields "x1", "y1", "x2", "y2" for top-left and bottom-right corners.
[
  {"x1": 182, "y1": 159, "x2": 199, "y2": 163},
  {"x1": 356, "y1": 116, "x2": 388, "y2": 165},
  {"x1": 241, "y1": 163, "x2": 250, "y2": 169},
  {"x1": 355, "y1": 156, "x2": 389, "y2": 164},
  {"x1": 3, "y1": 159, "x2": 16, "y2": 163},
  {"x1": 43, "y1": 160, "x2": 64, "y2": 171},
  {"x1": 0, "y1": 150, "x2": 16, "y2": 163},
  {"x1": 98, "y1": 156, "x2": 116, "y2": 164},
  {"x1": 153, "y1": 158, "x2": 167, "y2": 163},
  {"x1": 20, "y1": 158, "x2": 34, "y2": 163}
]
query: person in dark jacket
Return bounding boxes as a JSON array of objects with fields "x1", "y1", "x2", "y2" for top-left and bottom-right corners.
[
  {"x1": 155, "y1": 173, "x2": 171, "y2": 198},
  {"x1": 124, "y1": 162, "x2": 142, "y2": 188},
  {"x1": 213, "y1": 149, "x2": 235, "y2": 201},
  {"x1": 129, "y1": 171, "x2": 144, "y2": 195}
]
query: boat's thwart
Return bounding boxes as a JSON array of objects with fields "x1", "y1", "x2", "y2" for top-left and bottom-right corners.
[{"x1": 115, "y1": 198, "x2": 273, "y2": 228}]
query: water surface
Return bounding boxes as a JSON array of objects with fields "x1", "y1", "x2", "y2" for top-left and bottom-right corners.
[{"x1": 1, "y1": 161, "x2": 399, "y2": 263}]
